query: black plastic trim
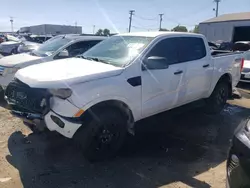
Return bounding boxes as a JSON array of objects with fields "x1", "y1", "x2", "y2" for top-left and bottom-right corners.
[{"x1": 127, "y1": 76, "x2": 141, "y2": 87}]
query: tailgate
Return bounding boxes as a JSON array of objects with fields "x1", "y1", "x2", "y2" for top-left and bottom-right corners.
[{"x1": 231, "y1": 56, "x2": 243, "y2": 87}]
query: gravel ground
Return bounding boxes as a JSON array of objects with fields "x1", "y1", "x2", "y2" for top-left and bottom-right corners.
[{"x1": 0, "y1": 85, "x2": 250, "y2": 188}]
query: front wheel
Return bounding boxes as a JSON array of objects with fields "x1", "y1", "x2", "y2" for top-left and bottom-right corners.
[
  {"x1": 74, "y1": 107, "x2": 127, "y2": 162},
  {"x1": 205, "y1": 81, "x2": 229, "y2": 114}
]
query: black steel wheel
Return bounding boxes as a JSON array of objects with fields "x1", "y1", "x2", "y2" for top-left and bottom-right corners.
[
  {"x1": 205, "y1": 81, "x2": 229, "y2": 114},
  {"x1": 74, "y1": 107, "x2": 127, "y2": 162}
]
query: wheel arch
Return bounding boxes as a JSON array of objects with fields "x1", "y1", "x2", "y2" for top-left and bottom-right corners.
[
  {"x1": 77, "y1": 99, "x2": 135, "y2": 135},
  {"x1": 212, "y1": 73, "x2": 232, "y2": 97}
]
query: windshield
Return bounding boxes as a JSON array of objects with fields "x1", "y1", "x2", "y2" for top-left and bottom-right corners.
[
  {"x1": 82, "y1": 36, "x2": 153, "y2": 67},
  {"x1": 244, "y1": 51, "x2": 250, "y2": 60},
  {"x1": 32, "y1": 37, "x2": 71, "y2": 57}
]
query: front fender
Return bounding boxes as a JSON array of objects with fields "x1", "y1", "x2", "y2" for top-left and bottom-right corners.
[{"x1": 68, "y1": 76, "x2": 142, "y2": 122}]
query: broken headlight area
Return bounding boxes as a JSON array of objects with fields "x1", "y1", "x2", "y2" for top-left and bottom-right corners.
[
  {"x1": 5, "y1": 79, "x2": 51, "y2": 115},
  {"x1": 48, "y1": 88, "x2": 72, "y2": 99}
]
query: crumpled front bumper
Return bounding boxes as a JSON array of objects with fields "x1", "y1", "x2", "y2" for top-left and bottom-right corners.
[
  {"x1": 5, "y1": 80, "x2": 84, "y2": 138},
  {"x1": 11, "y1": 98, "x2": 83, "y2": 138}
]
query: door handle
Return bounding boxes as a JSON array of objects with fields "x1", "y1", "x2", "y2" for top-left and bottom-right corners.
[
  {"x1": 174, "y1": 70, "x2": 183, "y2": 75},
  {"x1": 203, "y1": 64, "x2": 210, "y2": 68}
]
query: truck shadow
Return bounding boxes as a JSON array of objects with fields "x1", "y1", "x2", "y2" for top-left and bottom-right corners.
[{"x1": 6, "y1": 103, "x2": 250, "y2": 188}]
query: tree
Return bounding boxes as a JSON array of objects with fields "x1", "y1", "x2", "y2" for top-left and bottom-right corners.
[
  {"x1": 193, "y1": 25, "x2": 199, "y2": 33},
  {"x1": 95, "y1": 28, "x2": 110, "y2": 36},
  {"x1": 95, "y1": 29, "x2": 103, "y2": 36},
  {"x1": 159, "y1": 28, "x2": 169, "y2": 31},
  {"x1": 103, "y1": 28, "x2": 110, "y2": 36},
  {"x1": 171, "y1": 25, "x2": 188, "y2": 32}
]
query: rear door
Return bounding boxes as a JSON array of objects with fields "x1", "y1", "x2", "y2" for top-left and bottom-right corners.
[
  {"x1": 141, "y1": 37, "x2": 186, "y2": 118},
  {"x1": 177, "y1": 37, "x2": 212, "y2": 105}
]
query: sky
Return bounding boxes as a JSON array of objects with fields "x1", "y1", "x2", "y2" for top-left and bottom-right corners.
[{"x1": 0, "y1": 0, "x2": 249, "y2": 33}]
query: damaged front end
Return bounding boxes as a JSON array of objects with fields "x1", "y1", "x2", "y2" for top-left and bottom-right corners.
[{"x1": 4, "y1": 78, "x2": 51, "y2": 131}]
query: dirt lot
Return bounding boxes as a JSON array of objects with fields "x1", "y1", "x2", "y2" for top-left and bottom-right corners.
[{"x1": 0, "y1": 84, "x2": 250, "y2": 188}]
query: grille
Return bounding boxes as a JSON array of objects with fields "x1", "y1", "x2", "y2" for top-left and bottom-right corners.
[
  {"x1": 5, "y1": 80, "x2": 51, "y2": 114},
  {"x1": 241, "y1": 75, "x2": 250, "y2": 81}
]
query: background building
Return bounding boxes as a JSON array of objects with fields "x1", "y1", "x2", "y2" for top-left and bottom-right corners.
[
  {"x1": 199, "y1": 12, "x2": 250, "y2": 42},
  {"x1": 20, "y1": 24, "x2": 82, "y2": 35}
]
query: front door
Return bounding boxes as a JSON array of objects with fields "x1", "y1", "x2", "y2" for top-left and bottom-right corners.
[{"x1": 141, "y1": 37, "x2": 186, "y2": 118}]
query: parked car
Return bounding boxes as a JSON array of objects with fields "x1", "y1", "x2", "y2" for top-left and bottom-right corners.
[
  {"x1": 0, "y1": 34, "x2": 106, "y2": 90},
  {"x1": 240, "y1": 51, "x2": 250, "y2": 83},
  {"x1": 5, "y1": 32, "x2": 243, "y2": 161},
  {"x1": 17, "y1": 41, "x2": 40, "y2": 53},
  {"x1": 233, "y1": 41, "x2": 250, "y2": 52},
  {"x1": 0, "y1": 35, "x2": 6, "y2": 44},
  {"x1": 227, "y1": 118, "x2": 250, "y2": 188},
  {"x1": 0, "y1": 35, "x2": 52, "y2": 56},
  {"x1": 0, "y1": 35, "x2": 21, "y2": 55}
]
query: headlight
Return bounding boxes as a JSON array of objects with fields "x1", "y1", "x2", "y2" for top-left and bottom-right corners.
[
  {"x1": 49, "y1": 88, "x2": 72, "y2": 99},
  {"x1": 245, "y1": 119, "x2": 250, "y2": 132},
  {"x1": 3, "y1": 67, "x2": 20, "y2": 76}
]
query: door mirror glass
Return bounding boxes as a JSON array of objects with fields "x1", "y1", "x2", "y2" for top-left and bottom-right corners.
[
  {"x1": 142, "y1": 56, "x2": 169, "y2": 70},
  {"x1": 57, "y1": 49, "x2": 69, "y2": 58}
]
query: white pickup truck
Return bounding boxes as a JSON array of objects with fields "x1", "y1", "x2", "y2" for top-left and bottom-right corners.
[{"x1": 5, "y1": 32, "x2": 243, "y2": 161}]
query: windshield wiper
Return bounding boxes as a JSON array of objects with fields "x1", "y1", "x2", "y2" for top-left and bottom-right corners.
[{"x1": 78, "y1": 56, "x2": 111, "y2": 65}]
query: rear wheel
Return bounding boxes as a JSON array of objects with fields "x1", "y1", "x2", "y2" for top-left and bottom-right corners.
[
  {"x1": 11, "y1": 47, "x2": 18, "y2": 55},
  {"x1": 74, "y1": 107, "x2": 127, "y2": 162},
  {"x1": 205, "y1": 81, "x2": 229, "y2": 114}
]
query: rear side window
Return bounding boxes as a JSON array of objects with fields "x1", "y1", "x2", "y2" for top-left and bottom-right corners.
[
  {"x1": 66, "y1": 40, "x2": 102, "y2": 57},
  {"x1": 146, "y1": 38, "x2": 179, "y2": 65},
  {"x1": 178, "y1": 37, "x2": 206, "y2": 62}
]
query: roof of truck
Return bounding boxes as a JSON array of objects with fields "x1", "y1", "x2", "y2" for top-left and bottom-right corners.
[{"x1": 118, "y1": 31, "x2": 203, "y2": 38}]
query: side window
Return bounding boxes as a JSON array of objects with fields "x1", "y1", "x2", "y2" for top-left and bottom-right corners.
[
  {"x1": 146, "y1": 38, "x2": 179, "y2": 65},
  {"x1": 178, "y1": 37, "x2": 206, "y2": 62},
  {"x1": 66, "y1": 40, "x2": 102, "y2": 57}
]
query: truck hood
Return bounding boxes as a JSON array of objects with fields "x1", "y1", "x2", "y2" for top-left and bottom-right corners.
[
  {"x1": 15, "y1": 57, "x2": 124, "y2": 88},
  {"x1": 1, "y1": 41, "x2": 20, "y2": 45},
  {"x1": 0, "y1": 53, "x2": 42, "y2": 67}
]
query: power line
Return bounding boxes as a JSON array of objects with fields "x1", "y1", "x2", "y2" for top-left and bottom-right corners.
[
  {"x1": 159, "y1": 14, "x2": 164, "y2": 31},
  {"x1": 128, "y1": 10, "x2": 135, "y2": 33},
  {"x1": 133, "y1": 14, "x2": 158, "y2": 21},
  {"x1": 132, "y1": 19, "x2": 158, "y2": 28}
]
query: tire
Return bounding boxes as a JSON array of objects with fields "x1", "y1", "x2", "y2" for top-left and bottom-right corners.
[
  {"x1": 205, "y1": 81, "x2": 229, "y2": 114},
  {"x1": 11, "y1": 47, "x2": 18, "y2": 55},
  {"x1": 74, "y1": 107, "x2": 127, "y2": 162}
]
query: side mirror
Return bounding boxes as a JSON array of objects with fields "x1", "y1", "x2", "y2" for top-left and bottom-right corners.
[
  {"x1": 57, "y1": 49, "x2": 69, "y2": 58},
  {"x1": 142, "y1": 56, "x2": 169, "y2": 71}
]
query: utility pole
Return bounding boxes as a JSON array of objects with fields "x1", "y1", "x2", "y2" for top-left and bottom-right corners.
[
  {"x1": 128, "y1": 10, "x2": 135, "y2": 33},
  {"x1": 159, "y1": 13, "x2": 164, "y2": 31},
  {"x1": 75, "y1": 21, "x2": 77, "y2": 34},
  {"x1": 93, "y1": 25, "x2": 95, "y2": 34},
  {"x1": 10, "y1": 17, "x2": 13, "y2": 33},
  {"x1": 214, "y1": 0, "x2": 221, "y2": 17}
]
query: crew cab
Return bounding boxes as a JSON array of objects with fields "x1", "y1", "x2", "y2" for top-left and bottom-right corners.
[
  {"x1": 0, "y1": 34, "x2": 106, "y2": 90},
  {"x1": 5, "y1": 32, "x2": 243, "y2": 161}
]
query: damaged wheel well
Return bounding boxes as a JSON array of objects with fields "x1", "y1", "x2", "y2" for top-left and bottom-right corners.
[{"x1": 80, "y1": 100, "x2": 135, "y2": 134}]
